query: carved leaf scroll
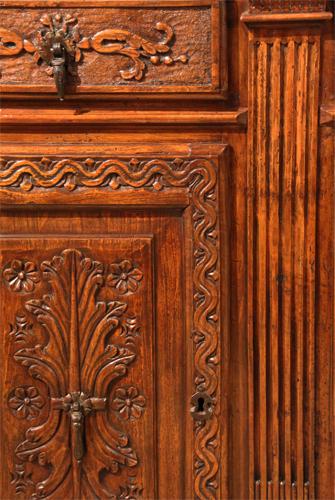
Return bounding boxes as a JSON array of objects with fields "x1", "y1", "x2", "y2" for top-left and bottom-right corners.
[{"x1": 8, "y1": 249, "x2": 142, "y2": 498}]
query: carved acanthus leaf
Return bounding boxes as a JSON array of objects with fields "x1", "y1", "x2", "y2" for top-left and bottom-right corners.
[{"x1": 8, "y1": 248, "x2": 141, "y2": 498}]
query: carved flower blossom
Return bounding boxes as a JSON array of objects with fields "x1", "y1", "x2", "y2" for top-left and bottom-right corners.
[
  {"x1": 112, "y1": 387, "x2": 145, "y2": 420},
  {"x1": 3, "y1": 260, "x2": 40, "y2": 293},
  {"x1": 107, "y1": 260, "x2": 143, "y2": 294},
  {"x1": 8, "y1": 386, "x2": 45, "y2": 420}
]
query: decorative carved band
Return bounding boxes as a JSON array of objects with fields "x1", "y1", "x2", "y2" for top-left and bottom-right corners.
[
  {"x1": 0, "y1": 157, "x2": 205, "y2": 192},
  {"x1": 1, "y1": 155, "x2": 221, "y2": 499}
]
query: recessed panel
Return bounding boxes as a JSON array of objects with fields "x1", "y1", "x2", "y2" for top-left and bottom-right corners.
[{"x1": 0, "y1": 236, "x2": 156, "y2": 498}]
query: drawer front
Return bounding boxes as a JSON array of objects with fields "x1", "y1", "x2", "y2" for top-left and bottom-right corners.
[{"x1": 0, "y1": 0, "x2": 226, "y2": 99}]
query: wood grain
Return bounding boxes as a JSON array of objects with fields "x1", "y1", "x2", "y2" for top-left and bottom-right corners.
[
  {"x1": 248, "y1": 0, "x2": 327, "y2": 12},
  {"x1": 0, "y1": 0, "x2": 333, "y2": 498},
  {"x1": 0, "y1": 106, "x2": 248, "y2": 125}
]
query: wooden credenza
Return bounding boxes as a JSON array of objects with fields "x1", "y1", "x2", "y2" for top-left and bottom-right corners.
[{"x1": 0, "y1": 1, "x2": 333, "y2": 499}]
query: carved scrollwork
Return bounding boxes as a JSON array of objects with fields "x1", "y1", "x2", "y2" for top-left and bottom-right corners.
[
  {"x1": 0, "y1": 14, "x2": 188, "y2": 98},
  {"x1": 0, "y1": 157, "x2": 205, "y2": 193},
  {"x1": 0, "y1": 28, "x2": 23, "y2": 55}
]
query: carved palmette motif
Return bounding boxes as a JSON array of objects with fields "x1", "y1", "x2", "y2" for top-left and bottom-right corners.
[
  {"x1": 6, "y1": 249, "x2": 143, "y2": 498},
  {"x1": 1, "y1": 156, "x2": 221, "y2": 499}
]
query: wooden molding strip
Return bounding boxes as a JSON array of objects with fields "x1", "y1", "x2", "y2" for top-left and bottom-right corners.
[
  {"x1": 0, "y1": 107, "x2": 248, "y2": 126},
  {"x1": 0, "y1": 0, "x2": 216, "y2": 7},
  {"x1": 241, "y1": 11, "x2": 332, "y2": 23},
  {"x1": 319, "y1": 105, "x2": 335, "y2": 126}
]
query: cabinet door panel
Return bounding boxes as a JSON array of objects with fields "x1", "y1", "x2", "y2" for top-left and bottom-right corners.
[{"x1": 0, "y1": 146, "x2": 226, "y2": 499}]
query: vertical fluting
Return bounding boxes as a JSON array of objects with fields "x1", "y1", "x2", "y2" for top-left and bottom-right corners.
[{"x1": 247, "y1": 31, "x2": 320, "y2": 498}]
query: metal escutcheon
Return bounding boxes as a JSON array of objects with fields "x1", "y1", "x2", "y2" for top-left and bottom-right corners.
[{"x1": 190, "y1": 391, "x2": 213, "y2": 421}]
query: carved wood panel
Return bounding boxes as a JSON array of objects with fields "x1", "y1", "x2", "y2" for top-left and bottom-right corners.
[
  {"x1": 1, "y1": 237, "x2": 154, "y2": 499},
  {"x1": 0, "y1": 0, "x2": 226, "y2": 98},
  {"x1": 0, "y1": 147, "x2": 227, "y2": 499}
]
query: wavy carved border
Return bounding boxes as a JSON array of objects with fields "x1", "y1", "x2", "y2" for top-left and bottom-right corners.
[{"x1": 0, "y1": 156, "x2": 221, "y2": 500}]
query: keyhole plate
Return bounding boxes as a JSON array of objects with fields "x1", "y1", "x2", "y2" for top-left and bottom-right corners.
[{"x1": 190, "y1": 391, "x2": 213, "y2": 421}]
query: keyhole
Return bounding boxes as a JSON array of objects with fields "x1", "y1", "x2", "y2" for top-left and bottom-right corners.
[
  {"x1": 3, "y1": 41, "x2": 16, "y2": 48},
  {"x1": 197, "y1": 397, "x2": 205, "y2": 412},
  {"x1": 191, "y1": 392, "x2": 213, "y2": 421}
]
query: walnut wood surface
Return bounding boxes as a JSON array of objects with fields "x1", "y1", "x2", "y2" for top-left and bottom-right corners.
[
  {"x1": 0, "y1": 0, "x2": 334, "y2": 499},
  {"x1": 248, "y1": 0, "x2": 327, "y2": 12}
]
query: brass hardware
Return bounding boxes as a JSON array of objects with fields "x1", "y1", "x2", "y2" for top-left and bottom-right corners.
[
  {"x1": 51, "y1": 392, "x2": 106, "y2": 461},
  {"x1": 34, "y1": 13, "x2": 80, "y2": 100},
  {"x1": 190, "y1": 391, "x2": 213, "y2": 421}
]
